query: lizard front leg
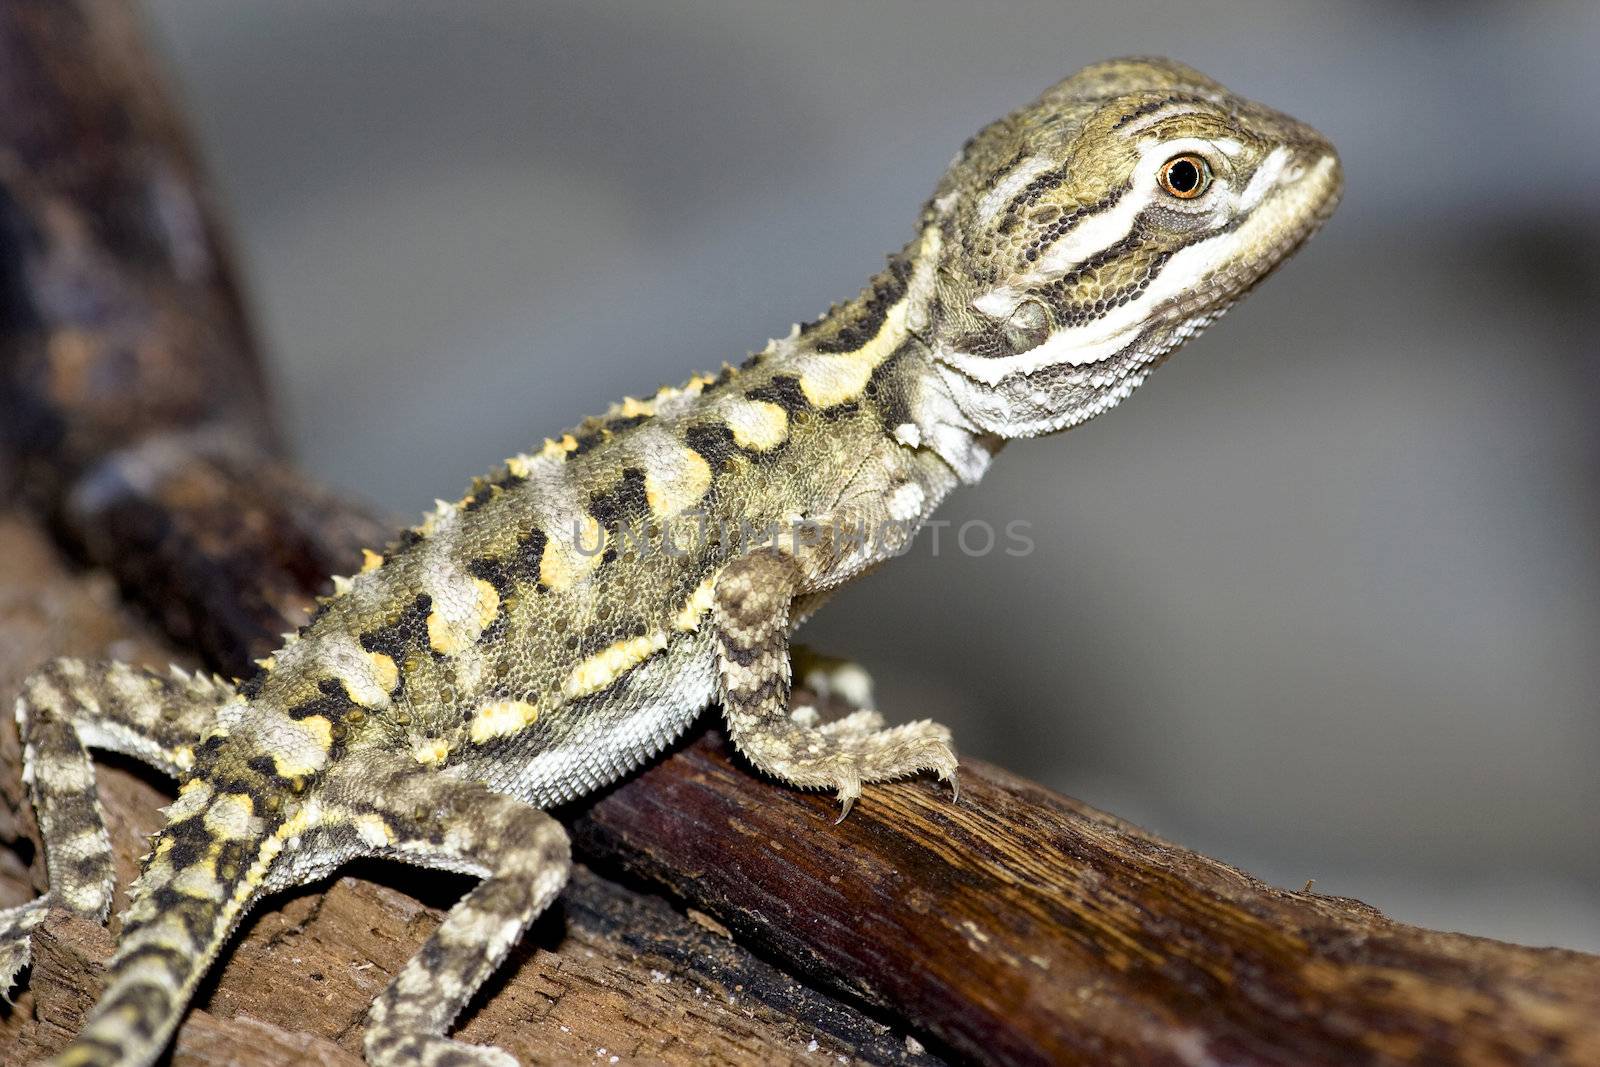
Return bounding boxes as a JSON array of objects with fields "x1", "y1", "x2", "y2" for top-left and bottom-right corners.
[
  {"x1": 713, "y1": 548, "x2": 957, "y2": 819},
  {"x1": 2, "y1": 659, "x2": 231, "y2": 995},
  {"x1": 353, "y1": 769, "x2": 571, "y2": 1067}
]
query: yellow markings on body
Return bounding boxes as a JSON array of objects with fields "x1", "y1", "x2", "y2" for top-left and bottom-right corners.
[
  {"x1": 797, "y1": 291, "x2": 909, "y2": 407},
  {"x1": 234, "y1": 797, "x2": 324, "y2": 908},
  {"x1": 538, "y1": 433, "x2": 580, "y2": 463},
  {"x1": 673, "y1": 574, "x2": 718, "y2": 631},
  {"x1": 272, "y1": 715, "x2": 333, "y2": 778},
  {"x1": 469, "y1": 698, "x2": 540, "y2": 743},
  {"x1": 353, "y1": 812, "x2": 391, "y2": 848},
  {"x1": 171, "y1": 863, "x2": 225, "y2": 902},
  {"x1": 173, "y1": 744, "x2": 195, "y2": 773},
  {"x1": 541, "y1": 513, "x2": 604, "y2": 592},
  {"x1": 365, "y1": 650, "x2": 399, "y2": 693},
  {"x1": 643, "y1": 444, "x2": 713, "y2": 520},
  {"x1": 412, "y1": 736, "x2": 451, "y2": 765},
  {"x1": 564, "y1": 632, "x2": 669, "y2": 700},
  {"x1": 361, "y1": 549, "x2": 385, "y2": 572},
  {"x1": 255, "y1": 654, "x2": 276, "y2": 672},
  {"x1": 722, "y1": 398, "x2": 790, "y2": 451},
  {"x1": 797, "y1": 225, "x2": 937, "y2": 408},
  {"x1": 203, "y1": 793, "x2": 255, "y2": 839},
  {"x1": 427, "y1": 577, "x2": 501, "y2": 654},
  {"x1": 617, "y1": 395, "x2": 654, "y2": 419},
  {"x1": 171, "y1": 777, "x2": 212, "y2": 814}
]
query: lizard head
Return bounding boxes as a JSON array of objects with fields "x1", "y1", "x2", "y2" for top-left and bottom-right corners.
[{"x1": 921, "y1": 56, "x2": 1342, "y2": 437}]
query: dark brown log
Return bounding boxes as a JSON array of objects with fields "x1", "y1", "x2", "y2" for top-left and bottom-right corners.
[
  {"x1": 575, "y1": 731, "x2": 1600, "y2": 1066},
  {"x1": 2, "y1": 3, "x2": 1598, "y2": 1066},
  {"x1": 0, "y1": 0, "x2": 391, "y2": 672}
]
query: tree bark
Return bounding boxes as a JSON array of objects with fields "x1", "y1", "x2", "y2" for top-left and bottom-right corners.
[{"x1": 2, "y1": 3, "x2": 1598, "y2": 1066}]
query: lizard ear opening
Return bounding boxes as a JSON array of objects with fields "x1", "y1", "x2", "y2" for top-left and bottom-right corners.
[{"x1": 1000, "y1": 298, "x2": 1051, "y2": 355}]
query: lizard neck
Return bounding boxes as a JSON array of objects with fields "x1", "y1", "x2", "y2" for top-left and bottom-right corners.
[{"x1": 766, "y1": 224, "x2": 1002, "y2": 486}]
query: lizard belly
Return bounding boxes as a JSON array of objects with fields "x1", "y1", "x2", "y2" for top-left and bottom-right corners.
[{"x1": 474, "y1": 632, "x2": 719, "y2": 809}]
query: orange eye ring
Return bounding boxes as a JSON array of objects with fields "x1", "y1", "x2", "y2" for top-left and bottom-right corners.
[{"x1": 1158, "y1": 154, "x2": 1211, "y2": 199}]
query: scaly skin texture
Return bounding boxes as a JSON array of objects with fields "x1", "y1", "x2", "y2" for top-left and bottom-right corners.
[{"x1": 3, "y1": 57, "x2": 1340, "y2": 1067}]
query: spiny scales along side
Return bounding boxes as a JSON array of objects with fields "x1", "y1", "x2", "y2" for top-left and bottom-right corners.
[{"x1": 3, "y1": 56, "x2": 1340, "y2": 1067}]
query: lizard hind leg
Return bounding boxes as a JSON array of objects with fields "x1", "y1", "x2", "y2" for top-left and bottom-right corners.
[
  {"x1": 1, "y1": 658, "x2": 231, "y2": 996},
  {"x1": 715, "y1": 550, "x2": 958, "y2": 821},
  {"x1": 355, "y1": 770, "x2": 571, "y2": 1067}
]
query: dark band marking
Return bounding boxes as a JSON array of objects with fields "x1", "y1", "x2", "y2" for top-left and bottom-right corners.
[
  {"x1": 475, "y1": 466, "x2": 529, "y2": 498},
  {"x1": 586, "y1": 468, "x2": 652, "y2": 565},
  {"x1": 68, "y1": 851, "x2": 113, "y2": 884},
  {"x1": 146, "y1": 885, "x2": 213, "y2": 946},
  {"x1": 100, "y1": 981, "x2": 174, "y2": 1040},
  {"x1": 116, "y1": 941, "x2": 191, "y2": 982},
  {"x1": 981, "y1": 147, "x2": 1031, "y2": 196},
  {"x1": 569, "y1": 427, "x2": 607, "y2": 457},
  {"x1": 1110, "y1": 97, "x2": 1169, "y2": 130},
  {"x1": 1046, "y1": 211, "x2": 1249, "y2": 329},
  {"x1": 1109, "y1": 93, "x2": 1212, "y2": 131},
  {"x1": 515, "y1": 527, "x2": 547, "y2": 587},
  {"x1": 160, "y1": 814, "x2": 213, "y2": 872},
  {"x1": 286, "y1": 677, "x2": 357, "y2": 722},
  {"x1": 997, "y1": 164, "x2": 1071, "y2": 234},
  {"x1": 601, "y1": 413, "x2": 650, "y2": 434},
  {"x1": 214, "y1": 839, "x2": 253, "y2": 882},
  {"x1": 467, "y1": 556, "x2": 516, "y2": 599},
  {"x1": 865, "y1": 349, "x2": 913, "y2": 432},
  {"x1": 744, "y1": 375, "x2": 810, "y2": 417},
  {"x1": 813, "y1": 256, "x2": 912, "y2": 354},
  {"x1": 1026, "y1": 183, "x2": 1130, "y2": 264},
  {"x1": 359, "y1": 593, "x2": 435, "y2": 683},
  {"x1": 684, "y1": 423, "x2": 740, "y2": 473},
  {"x1": 588, "y1": 468, "x2": 650, "y2": 532}
]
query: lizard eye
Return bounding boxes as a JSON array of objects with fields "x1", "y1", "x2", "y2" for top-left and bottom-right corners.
[{"x1": 1158, "y1": 154, "x2": 1211, "y2": 199}]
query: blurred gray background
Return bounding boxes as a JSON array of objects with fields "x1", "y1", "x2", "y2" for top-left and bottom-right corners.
[{"x1": 137, "y1": 1, "x2": 1600, "y2": 950}]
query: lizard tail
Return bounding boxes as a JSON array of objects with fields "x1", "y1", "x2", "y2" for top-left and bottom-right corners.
[{"x1": 49, "y1": 785, "x2": 285, "y2": 1067}]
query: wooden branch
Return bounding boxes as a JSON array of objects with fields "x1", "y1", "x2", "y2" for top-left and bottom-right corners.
[
  {"x1": 575, "y1": 735, "x2": 1600, "y2": 1065},
  {"x1": 2, "y1": 3, "x2": 1598, "y2": 1066},
  {"x1": 0, "y1": 0, "x2": 391, "y2": 671}
]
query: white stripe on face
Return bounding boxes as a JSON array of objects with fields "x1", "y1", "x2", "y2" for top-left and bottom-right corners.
[
  {"x1": 1118, "y1": 103, "x2": 1207, "y2": 136},
  {"x1": 947, "y1": 146, "x2": 1314, "y2": 385},
  {"x1": 948, "y1": 228, "x2": 1241, "y2": 382},
  {"x1": 974, "y1": 156, "x2": 1059, "y2": 225},
  {"x1": 979, "y1": 135, "x2": 1234, "y2": 319},
  {"x1": 1237, "y1": 145, "x2": 1290, "y2": 211}
]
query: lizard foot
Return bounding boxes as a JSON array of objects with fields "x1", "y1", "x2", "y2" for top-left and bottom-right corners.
[{"x1": 0, "y1": 899, "x2": 48, "y2": 1001}]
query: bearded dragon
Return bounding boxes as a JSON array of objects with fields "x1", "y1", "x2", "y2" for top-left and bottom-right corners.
[{"x1": 2, "y1": 56, "x2": 1340, "y2": 1067}]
